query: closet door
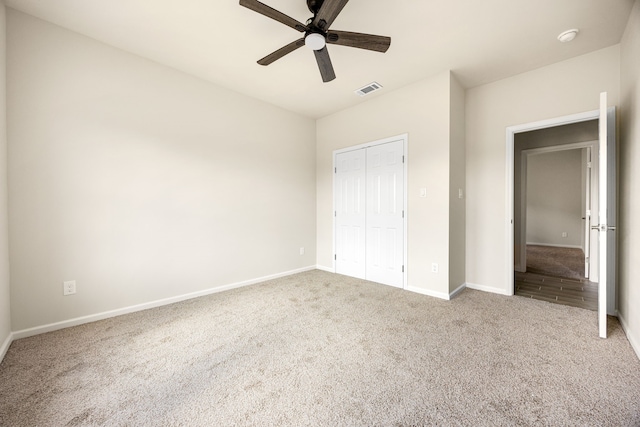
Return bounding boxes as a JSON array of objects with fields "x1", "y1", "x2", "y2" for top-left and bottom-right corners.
[
  {"x1": 335, "y1": 149, "x2": 366, "y2": 279},
  {"x1": 365, "y1": 140, "x2": 404, "y2": 288}
]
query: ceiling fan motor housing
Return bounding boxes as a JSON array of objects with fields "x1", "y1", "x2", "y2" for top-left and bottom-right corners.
[{"x1": 307, "y1": 0, "x2": 324, "y2": 14}]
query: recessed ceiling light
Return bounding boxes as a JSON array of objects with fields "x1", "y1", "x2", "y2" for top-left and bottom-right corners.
[{"x1": 557, "y1": 29, "x2": 579, "y2": 43}]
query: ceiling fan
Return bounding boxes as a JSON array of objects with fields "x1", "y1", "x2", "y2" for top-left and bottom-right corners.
[{"x1": 239, "y1": 0, "x2": 391, "y2": 83}]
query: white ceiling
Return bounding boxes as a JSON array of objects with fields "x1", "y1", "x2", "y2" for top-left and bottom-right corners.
[{"x1": 5, "y1": 0, "x2": 635, "y2": 118}]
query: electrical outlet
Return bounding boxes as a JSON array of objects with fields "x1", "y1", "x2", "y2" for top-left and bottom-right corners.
[
  {"x1": 299, "y1": 247, "x2": 305, "y2": 255},
  {"x1": 431, "y1": 263, "x2": 439, "y2": 273},
  {"x1": 63, "y1": 280, "x2": 76, "y2": 296},
  {"x1": 562, "y1": 232, "x2": 568, "y2": 238}
]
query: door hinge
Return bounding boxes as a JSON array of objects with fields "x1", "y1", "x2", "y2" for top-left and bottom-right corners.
[
  {"x1": 334, "y1": 254, "x2": 337, "y2": 260},
  {"x1": 335, "y1": 167, "x2": 337, "y2": 173},
  {"x1": 402, "y1": 155, "x2": 405, "y2": 163},
  {"x1": 402, "y1": 265, "x2": 405, "y2": 273},
  {"x1": 334, "y1": 211, "x2": 337, "y2": 217},
  {"x1": 402, "y1": 211, "x2": 405, "y2": 218}
]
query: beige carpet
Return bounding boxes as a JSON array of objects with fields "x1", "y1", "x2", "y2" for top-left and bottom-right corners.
[
  {"x1": 1, "y1": 270, "x2": 639, "y2": 426},
  {"x1": 526, "y1": 244, "x2": 586, "y2": 280}
]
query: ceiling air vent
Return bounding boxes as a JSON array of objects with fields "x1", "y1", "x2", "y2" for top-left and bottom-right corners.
[{"x1": 355, "y1": 82, "x2": 383, "y2": 97}]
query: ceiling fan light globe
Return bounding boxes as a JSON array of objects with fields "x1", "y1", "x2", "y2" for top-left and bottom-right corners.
[{"x1": 305, "y1": 33, "x2": 326, "y2": 50}]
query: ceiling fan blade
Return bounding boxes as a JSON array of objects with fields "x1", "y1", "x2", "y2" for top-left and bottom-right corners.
[
  {"x1": 314, "y1": 47, "x2": 336, "y2": 82},
  {"x1": 312, "y1": 0, "x2": 349, "y2": 31},
  {"x1": 327, "y1": 30, "x2": 391, "y2": 53},
  {"x1": 239, "y1": 0, "x2": 308, "y2": 32},
  {"x1": 257, "y1": 38, "x2": 305, "y2": 65}
]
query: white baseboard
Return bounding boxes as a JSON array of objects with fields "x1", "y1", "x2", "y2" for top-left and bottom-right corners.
[
  {"x1": 449, "y1": 283, "x2": 466, "y2": 299},
  {"x1": 316, "y1": 269, "x2": 462, "y2": 301},
  {"x1": 406, "y1": 286, "x2": 450, "y2": 300},
  {"x1": 315, "y1": 265, "x2": 334, "y2": 273},
  {"x1": 618, "y1": 313, "x2": 640, "y2": 361},
  {"x1": 526, "y1": 242, "x2": 583, "y2": 249},
  {"x1": 12, "y1": 265, "x2": 317, "y2": 340},
  {"x1": 465, "y1": 282, "x2": 513, "y2": 296},
  {"x1": 0, "y1": 332, "x2": 13, "y2": 364}
]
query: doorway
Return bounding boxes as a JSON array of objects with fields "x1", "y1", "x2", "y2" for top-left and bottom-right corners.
[
  {"x1": 514, "y1": 135, "x2": 599, "y2": 311},
  {"x1": 333, "y1": 134, "x2": 407, "y2": 288},
  {"x1": 505, "y1": 96, "x2": 617, "y2": 338}
]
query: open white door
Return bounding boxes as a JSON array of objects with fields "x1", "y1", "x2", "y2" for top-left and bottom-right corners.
[{"x1": 597, "y1": 92, "x2": 617, "y2": 338}]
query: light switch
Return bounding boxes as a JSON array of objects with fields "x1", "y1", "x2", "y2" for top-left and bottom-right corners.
[{"x1": 420, "y1": 188, "x2": 427, "y2": 198}]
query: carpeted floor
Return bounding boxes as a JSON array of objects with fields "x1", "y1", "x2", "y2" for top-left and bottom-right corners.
[
  {"x1": 526, "y1": 244, "x2": 586, "y2": 280},
  {"x1": 1, "y1": 270, "x2": 639, "y2": 426}
]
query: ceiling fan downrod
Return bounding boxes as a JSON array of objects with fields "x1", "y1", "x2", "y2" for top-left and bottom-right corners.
[{"x1": 306, "y1": 0, "x2": 324, "y2": 14}]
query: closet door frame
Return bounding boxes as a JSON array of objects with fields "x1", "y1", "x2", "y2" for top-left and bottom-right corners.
[{"x1": 332, "y1": 134, "x2": 408, "y2": 289}]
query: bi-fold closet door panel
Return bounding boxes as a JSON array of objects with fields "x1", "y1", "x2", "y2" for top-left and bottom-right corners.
[
  {"x1": 335, "y1": 148, "x2": 367, "y2": 280},
  {"x1": 335, "y1": 140, "x2": 404, "y2": 288},
  {"x1": 365, "y1": 141, "x2": 404, "y2": 287}
]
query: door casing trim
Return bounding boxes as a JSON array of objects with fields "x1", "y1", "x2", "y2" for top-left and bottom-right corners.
[{"x1": 506, "y1": 111, "x2": 599, "y2": 296}]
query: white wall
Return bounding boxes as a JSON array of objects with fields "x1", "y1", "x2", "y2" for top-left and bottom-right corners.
[
  {"x1": 7, "y1": 10, "x2": 316, "y2": 332},
  {"x1": 465, "y1": 46, "x2": 620, "y2": 293},
  {"x1": 316, "y1": 71, "x2": 464, "y2": 298},
  {"x1": 0, "y1": 3, "x2": 12, "y2": 359},
  {"x1": 619, "y1": 0, "x2": 640, "y2": 357},
  {"x1": 526, "y1": 149, "x2": 583, "y2": 247}
]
